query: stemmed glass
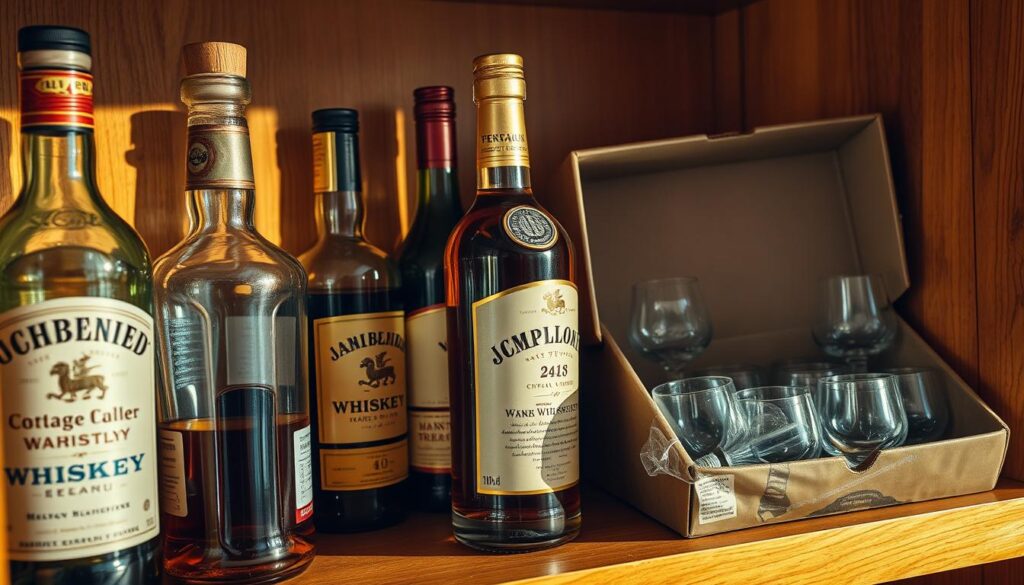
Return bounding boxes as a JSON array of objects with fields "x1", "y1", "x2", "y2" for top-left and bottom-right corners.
[
  {"x1": 629, "y1": 277, "x2": 713, "y2": 379},
  {"x1": 650, "y1": 377, "x2": 748, "y2": 462},
  {"x1": 817, "y1": 373, "x2": 908, "y2": 468},
  {"x1": 812, "y1": 275, "x2": 898, "y2": 372}
]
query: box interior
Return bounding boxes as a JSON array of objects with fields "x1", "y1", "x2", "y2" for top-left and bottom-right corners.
[{"x1": 570, "y1": 115, "x2": 910, "y2": 387}]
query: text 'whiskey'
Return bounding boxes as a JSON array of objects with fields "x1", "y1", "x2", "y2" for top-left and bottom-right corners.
[
  {"x1": 445, "y1": 54, "x2": 581, "y2": 552},
  {"x1": 0, "y1": 26, "x2": 161, "y2": 584},
  {"x1": 399, "y1": 87, "x2": 464, "y2": 512},
  {"x1": 300, "y1": 109, "x2": 409, "y2": 532},
  {"x1": 152, "y1": 42, "x2": 314, "y2": 584}
]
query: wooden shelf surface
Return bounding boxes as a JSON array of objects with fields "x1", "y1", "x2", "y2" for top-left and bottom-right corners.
[{"x1": 291, "y1": 479, "x2": 1024, "y2": 584}]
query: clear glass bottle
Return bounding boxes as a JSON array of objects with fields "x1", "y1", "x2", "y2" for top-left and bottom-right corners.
[
  {"x1": 300, "y1": 109, "x2": 408, "y2": 532},
  {"x1": 399, "y1": 86, "x2": 463, "y2": 512},
  {"x1": 152, "y1": 42, "x2": 314, "y2": 584},
  {"x1": 0, "y1": 26, "x2": 160, "y2": 584}
]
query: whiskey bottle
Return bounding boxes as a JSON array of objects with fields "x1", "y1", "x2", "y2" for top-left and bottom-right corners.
[
  {"x1": 445, "y1": 54, "x2": 581, "y2": 551},
  {"x1": 0, "y1": 26, "x2": 160, "y2": 583},
  {"x1": 300, "y1": 109, "x2": 409, "y2": 531},
  {"x1": 399, "y1": 86, "x2": 463, "y2": 512},
  {"x1": 152, "y1": 42, "x2": 314, "y2": 583}
]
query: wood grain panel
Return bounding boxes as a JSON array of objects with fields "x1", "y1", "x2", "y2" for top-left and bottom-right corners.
[{"x1": 0, "y1": 0, "x2": 713, "y2": 257}]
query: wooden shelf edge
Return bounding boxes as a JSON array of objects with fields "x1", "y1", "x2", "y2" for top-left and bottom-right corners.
[{"x1": 510, "y1": 490, "x2": 1024, "y2": 584}]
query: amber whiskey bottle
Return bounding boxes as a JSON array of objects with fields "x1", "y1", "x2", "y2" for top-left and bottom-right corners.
[
  {"x1": 444, "y1": 54, "x2": 581, "y2": 552},
  {"x1": 399, "y1": 87, "x2": 463, "y2": 512},
  {"x1": 300, "y1": 109, "x2": 408, "y2": 531}
]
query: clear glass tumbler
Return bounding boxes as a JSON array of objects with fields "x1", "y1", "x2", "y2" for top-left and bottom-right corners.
[
  {"x1": 883, "y1": 367, "x2": 950, "y2": 444},
  {"x1": 651, "y1": 377, "x2": 747, "y2": 461},
  {"x1": 817, "y1": 373, "x2": 908, "y2": 468},
  {"x1": 629, "y1": 277, "x2": 713, "y2": 379},
  {"x1": 812, "y1": 275, "x2": 898, "y2": 372}
]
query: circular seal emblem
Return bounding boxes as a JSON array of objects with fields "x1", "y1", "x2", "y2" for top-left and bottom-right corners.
[
  {"x1": 503, "y1": 205, "x2": 558, "y2": 250},
  {"x1": 186, "y1": 136, "x2": 216, "y2": 178}
]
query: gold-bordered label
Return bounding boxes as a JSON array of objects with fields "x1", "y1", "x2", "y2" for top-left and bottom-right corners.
[
  {"x1": 312, "y1": 131, "x2": 338, "y2": 192},
  {"x1": 185, "y1": 125, "x2": 255, "y2": 190},
  {"x1": 20, "y1": 69, "x2": 95, "y2": 129},
  {"x1": 312, "y1": 310, "x2": 408, "y2": 490},
  {"x1": 503, "y1": 205, "x2": 558, "y2": 250},
  {"x1": 471, "y1": 280, "x2": 580, "y2": 496},
  {"x1": 319, "y1": 441, "x2": 408, "y2": 491}
]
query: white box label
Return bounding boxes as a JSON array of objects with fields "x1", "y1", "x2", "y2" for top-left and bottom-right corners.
[{"x1": 696, "y1": 474, "x2": 737, "y2": 525}]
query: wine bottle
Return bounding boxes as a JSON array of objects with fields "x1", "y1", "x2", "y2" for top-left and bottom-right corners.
[
  {"x1": 0, "y1": 25, "x2": 160, "y2": 583},
  {"x1": 300, "y1": 109, "x2": 409, "y2": 532},
  {"x1": 399, "y1": 86, "x2": 463, "y2": 512},
  {"x1": 445, "y1": 54, "x2": 581, "y2": 552}
]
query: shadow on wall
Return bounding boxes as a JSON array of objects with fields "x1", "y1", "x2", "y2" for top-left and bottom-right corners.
[
  {"x1": 0, "y1": 118, "x2": 14, "y2": 214},
  {"x1": 127, "y1": 110, "x2": 187, "y2": 257}
]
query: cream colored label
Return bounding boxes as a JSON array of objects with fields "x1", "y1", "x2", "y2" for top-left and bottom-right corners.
[
  {"x1": 319, "y1": 441, "x2": 408, "y2": 491},
  {"x1": 476, "y1": 98, "x2": 530, "y2": 169},
  {"x1": 0, "y1": 297, "x2": 160, "y2": 561},
  {"x1": 312, "y1": 131, "x2": 337, "y2": 192},
  {"x1": 313, "y1": 311, "x2": 407, "y2": 490},
  {"x1": 406, "y1": 305, "x2": 449, "y2": 409},
  {"x1": 186, "y1": 124, "x2": 255, "y2": 190},
  {"x1": 409, "y1": 411, "x2": 450, "y2": 472},
  {"x1": 472, "y1": 281, "x2": 580, "y2": 495}
]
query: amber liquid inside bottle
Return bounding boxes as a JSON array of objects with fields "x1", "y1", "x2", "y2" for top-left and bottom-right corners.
[
  {"x1": 445, "y1": 55, "x2": 581, "y2": 552},
  {"x1": 161, "y1": 410, "x2": 313, "y2": 580}
]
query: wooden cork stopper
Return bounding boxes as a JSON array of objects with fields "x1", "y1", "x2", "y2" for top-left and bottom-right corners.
[{"x1": 182, "y1": 42, "x2": 246, "y2": 77}]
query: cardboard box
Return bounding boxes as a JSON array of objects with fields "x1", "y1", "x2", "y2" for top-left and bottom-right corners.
[{"x1": 547, "y1": 114, "x2": 1010, "y2": 537}]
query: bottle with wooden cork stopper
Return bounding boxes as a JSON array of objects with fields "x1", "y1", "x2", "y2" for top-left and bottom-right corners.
[{"x1": 152, "y1": 42, "x2": 316, "y2": 584}]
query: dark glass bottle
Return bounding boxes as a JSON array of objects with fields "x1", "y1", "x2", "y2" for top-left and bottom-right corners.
[
  {"x1": 445, "y1": 54, "x2": 581, "y2": 552},
  {"x1": 399, "y1": 86, "x2": 464, "y2": 512},
  {"x1": 0, "y1": 26, "x2": 160, "y2": 584},
  {"x1": 300, "y1": 109, "x2": 408, "y2": 532}
]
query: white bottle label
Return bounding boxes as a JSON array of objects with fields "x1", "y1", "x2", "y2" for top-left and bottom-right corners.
[
  {"x1": 294, "y1": 424, "x2": 313, "y2": 523},
  {"x1": 406, "y1": 304, "x2": 451, "y2": 473},
  {"x1": 0, "y1": 297, "x2": 160, "y2": 561},
  {"x1": 472, "y1": 280, "x2": 580, "y2": 495}
]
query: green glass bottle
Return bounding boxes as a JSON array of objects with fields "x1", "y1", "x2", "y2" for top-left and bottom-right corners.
[{"x1": 0, "y1": 26, "x2": 160, "y2": 584}]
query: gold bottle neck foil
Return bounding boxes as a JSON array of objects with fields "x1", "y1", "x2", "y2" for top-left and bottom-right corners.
[{"x1": 473, "y1": 54, "x2": 530, "y2": 190}]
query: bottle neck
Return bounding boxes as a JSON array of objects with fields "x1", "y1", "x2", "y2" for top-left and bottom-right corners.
[
  {"x1": 313, "y1": 130, "x2": 364, "y2": 239},
  {"x1": 17, "y1": 62, "x2": 101, "y2": 210},
  {"x1": 181, "y1": 74, "x2": 256, "y2": 232},
  {"x1": 415, "y1": 167, "x2": 461, "y2": 224},
  {"x1": 19, "y1": 130, "x2": 102, "y2": 210},
  {"x1": 475, "y1": 97, "x2": 532, "y2": 192}
]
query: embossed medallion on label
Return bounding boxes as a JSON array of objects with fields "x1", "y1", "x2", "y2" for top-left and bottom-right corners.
[{"x1": 503, "y1": 205, "x2": 558, "y2": 250}]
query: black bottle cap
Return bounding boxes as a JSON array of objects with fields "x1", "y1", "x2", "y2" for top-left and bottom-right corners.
[
  {"x1": 312, "y1": 108, "x2": 359, "y2": 133},
  {"x1": 18, "y1": 25, "x2": 91, "y2": 54}
]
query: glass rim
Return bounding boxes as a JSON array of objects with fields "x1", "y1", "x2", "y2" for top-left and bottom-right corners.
[
  {"x1": 651, "y1": 375, "x2": 734, "y2": 397},
  {"x1": 819, "y1": 372, "x2": 897, "y2": 389},
  {"x1": 881, "y1": 366, "x2": 936, "y2": 376},
  {"x1": 736, "y1": 385, "x2": 811, "y2": 401},
  {"x1": 633, "y1": 276, "x2": 699, "y2": 288},
  {"x1": 820, "y1": 274, "x2": 884, "y2": 283}
]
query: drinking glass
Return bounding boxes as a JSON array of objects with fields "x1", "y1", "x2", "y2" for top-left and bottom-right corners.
[
  {"x1": 629, "y1": 277, "x2": 713, "y2": 379},
  {"x1": 736, "y1": 386, "x2": 823, "y2": 461},
  {"x1": 883, "y1": 367, "x2": 950, "y2": 444},
  {"x1": 812, "y1": 275, "x2": 898, "y2": 372},
  {"x1": 774, "y1": 360, "x2": 847, "y2": 408},
  {"x1": 817, "y1": 373, "x2": 908, "y2": 468},
  {"x1": 651, "y1": 377, "x2": 747, "y2": 461},
  {"x1": 692, "y1": 363, "x2": 764, "y2": 391}
]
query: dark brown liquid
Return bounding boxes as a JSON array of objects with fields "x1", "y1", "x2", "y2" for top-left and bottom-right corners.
[
  {"x1": 160, "y1": 409, "x2": 314, "y2": 584},
  {"x1": 445, "y1": 189, "x2": 580, "y2": 551}
]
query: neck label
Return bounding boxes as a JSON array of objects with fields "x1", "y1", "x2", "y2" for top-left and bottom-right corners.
[
  {"x1": 186, "y1": 124, "x2": 255, "y2": 190},
  {"x1": 476, "y1": 99, "x2": 530, "y2": 170},
  {"x1": 20, "y1": 69, "x2": 94, "y2": 130}
]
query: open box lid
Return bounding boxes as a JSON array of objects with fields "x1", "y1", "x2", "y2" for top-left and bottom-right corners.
[{"x1": 548, "y1": 114, "x2": 910, "y2": 369}]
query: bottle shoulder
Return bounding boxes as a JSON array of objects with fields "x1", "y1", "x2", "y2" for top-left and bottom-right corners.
[
  {"x1": 447, "y1": 194, "x2": 575, "y2": 258},
  {"x1": 298, "y1": 236, "x2": 399, "y2": 292},
  {"x1": 153, "y1": 230, "x2": 306, "y2": 292}
]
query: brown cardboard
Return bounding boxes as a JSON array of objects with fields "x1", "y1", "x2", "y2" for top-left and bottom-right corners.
[{"x1": 549, "y1": 114, "x2": 1010, "y2": 537}]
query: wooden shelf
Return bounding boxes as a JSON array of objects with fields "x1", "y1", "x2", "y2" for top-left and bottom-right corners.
[{"x1": 291, "y1": 479, "x2": 1024, "y2": 584}]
